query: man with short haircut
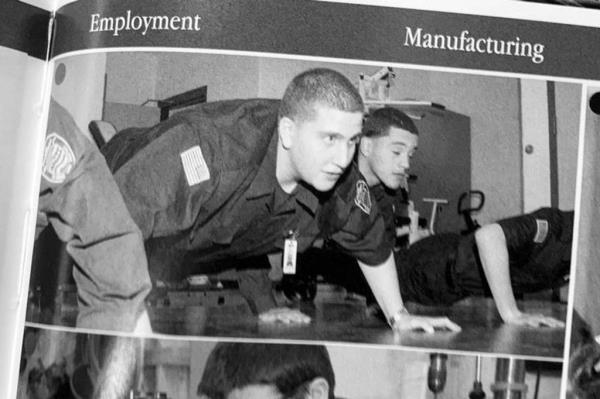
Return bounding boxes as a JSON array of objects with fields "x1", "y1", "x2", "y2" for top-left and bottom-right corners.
[
  {"x1": 103, "y1": 68, "x2": 413, "y2": 326},
  {"x1": 313, "y1": 106, "x2": 459, "y2": 332},
  {"x1": 306, "y1": 107, "x2": 569, "y2": 328},
  {"x1": 471, "y1": 207, "x2": 571, "y2": 327},
  {"x1": 197, "y1": 342, "x2": 335, "y2": 399}
]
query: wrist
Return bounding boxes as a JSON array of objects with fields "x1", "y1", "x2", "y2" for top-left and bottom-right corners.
[
  {"x1": 387, "y1": 306, "x2": 410, "y2": 328},
  {"x1": 501, "y1": 308, "x2": 523, "y2": 322}
]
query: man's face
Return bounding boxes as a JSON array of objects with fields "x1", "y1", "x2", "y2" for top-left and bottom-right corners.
[
  {"x1": 286, "y1": 105, "x2": 363, "y2": 192},
  {"x1": 365, "y1": 126, "x2": 418, "y2": 190}
]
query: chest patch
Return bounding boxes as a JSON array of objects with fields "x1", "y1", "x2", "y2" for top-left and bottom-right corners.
[
  {"x1": 180, "y1": 145, "x2": 210, "y2": 186},
  {"x1": 354, "y1": 180, "x2": 372, "y2": 215},
  {"x1": 42, "y1": 133, "x2": 76, "y2": 184},
  {"x1": 533, "y1": 219, "x2": 549, "y2": 243}
]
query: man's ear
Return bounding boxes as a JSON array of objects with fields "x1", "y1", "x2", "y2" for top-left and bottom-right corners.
[
  {"x1": 306, "y1": 377, "x2": 330, "y2": 399},
  {"x1": 278, "y1": 116, "x2": 295, "y2": 150},
  {"x1": 359, "y1": 136, "x2": 372, "y2": 157}
]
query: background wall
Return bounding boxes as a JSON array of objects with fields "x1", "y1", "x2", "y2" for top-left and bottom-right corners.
[{"x1": 51, "y1": 53, "x2": 106, "y2": 137}]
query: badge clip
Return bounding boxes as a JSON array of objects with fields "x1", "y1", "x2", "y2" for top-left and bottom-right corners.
[{"x1": 283, "y1": 230, "x2": 298, "y2": 275}]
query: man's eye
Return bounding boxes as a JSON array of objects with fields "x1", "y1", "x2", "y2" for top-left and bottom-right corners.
[
  {"x1": 349, "y1": 136, "x2": 360, "y2": 145},
  {"x1": 325, "y1": 135, "x2": 336, "y2": 143}
]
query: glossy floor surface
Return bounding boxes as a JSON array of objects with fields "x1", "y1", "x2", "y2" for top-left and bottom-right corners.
[{"x1": 147, "y1": 295, "x2": 566, "y2": 359}]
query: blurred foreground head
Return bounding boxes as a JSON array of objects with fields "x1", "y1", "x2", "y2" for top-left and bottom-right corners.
[{"x1": 197, "y1": 342, "x2": 335, "y2": 399}]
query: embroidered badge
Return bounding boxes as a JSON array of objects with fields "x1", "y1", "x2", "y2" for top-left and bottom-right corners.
[
  {"x1": 180, "y1": 145, "x2": 210, "y2": 186},
  {"x1": 533, "y1": 219, "x2": 549, "y2": 243},
  {"x1": 42, "y1": 133, "x2": 76, "y2": 184},
  {"x1": 354, "y1": 180, "x2": 372, "y2": 214}
]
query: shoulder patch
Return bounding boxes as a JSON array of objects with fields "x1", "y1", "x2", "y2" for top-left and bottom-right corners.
[
  {"x1": 354, "y1": 180, "x2": 372, "y2": 215},
  {"x1": 42, "y1": 133, "x2": 76, "y2": 184},
  {"x1": 180, "y1": 145, "x2": 210, "y2": 186},
  {"x1": 533, "y1": 219, "x2": 549, "y2": 243}
]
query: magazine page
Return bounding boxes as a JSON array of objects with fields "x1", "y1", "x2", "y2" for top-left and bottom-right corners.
[
  {"x1": 568, "y1": 88, "x2": 600, "y2": 399},
  {"x1": 0, "y1": 1, "x2": 53, "y2": 398},
  {"x1": 14, "y1": 0, "x2": 600, "y2": 398}
]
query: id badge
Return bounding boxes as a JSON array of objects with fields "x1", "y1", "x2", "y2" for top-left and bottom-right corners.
[{"x1": 283, "y1": 236, "x2": 298, "y2": 275}]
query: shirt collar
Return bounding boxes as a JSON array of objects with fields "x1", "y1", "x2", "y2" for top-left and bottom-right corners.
[
  {"x1": 245, "y1": 130, "x2": 278, "y2": 201},
  {"x1": 246, "y1": 131, "x2": 319, "y2": 216}
]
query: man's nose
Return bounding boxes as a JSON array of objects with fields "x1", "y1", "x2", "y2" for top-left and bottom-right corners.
[
  {"x1": 333, "y1": 141, "x2": 355, "y2": 169},
  {"x1": 396, "y1": 153, "x2": 410, "y2": 172}
]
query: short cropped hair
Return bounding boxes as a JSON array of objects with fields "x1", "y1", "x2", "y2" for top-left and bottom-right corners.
[
  {"x1": 279, "y1": 68, "x2": 364, "y2": 122},
  {"x1": 198, "y1": 343, "x2": 336, "y2": 399},
  {"x1": 363, "y1": 107, "x2": 418, "y2": 137}
]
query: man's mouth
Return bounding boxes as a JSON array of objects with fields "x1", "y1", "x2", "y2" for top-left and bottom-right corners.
[{"x1": 323, "y1": 171, "x2": 343, "y2": 181}]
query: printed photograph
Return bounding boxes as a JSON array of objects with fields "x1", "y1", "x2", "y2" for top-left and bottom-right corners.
[
  {"x1": 17, "y1": 326, "x2": 562, "y2": 399},
  {"x1": 28, "y1": 51, "x2": 580, "y2": 358}
]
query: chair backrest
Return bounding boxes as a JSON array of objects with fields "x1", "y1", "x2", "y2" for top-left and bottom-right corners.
[{"x1": 88, "y1": 120, "x2": 117, "y2": 149}]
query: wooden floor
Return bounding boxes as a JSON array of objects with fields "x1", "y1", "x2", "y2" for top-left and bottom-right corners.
[{"x1": 147, "y1": 295, "x2": 566, "y2": 359}]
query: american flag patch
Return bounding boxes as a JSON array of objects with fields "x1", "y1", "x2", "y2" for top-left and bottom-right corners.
[
  {"x1": 180, "y1": 146, "x2": 210, "y2": 186},
  {"x1": 42, "y1": 133, "x2": 76, "y2": 184},
  {"x1": 533, "y1": 219, "x2": 549, "y2": 243}
]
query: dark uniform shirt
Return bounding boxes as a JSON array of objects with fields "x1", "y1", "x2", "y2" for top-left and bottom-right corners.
[
  {"x1": 495, "y1": 207, "x2": 573, "y2": 293},
  {"x1": 398, "y1": 207, "x2": 574, "y2": 305},
  {"x1": 36, "y1": 99, "x2": 151, "y2": 331},
  {"x1": 102, "y1": 99, "x2": 321, "y2": 281},
  {"x1": 319, "y1": 162, "x2": 396, "y2": 266}
]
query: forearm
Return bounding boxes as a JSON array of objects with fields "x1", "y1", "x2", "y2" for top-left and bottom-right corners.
[
  {"x1": 357, "y1": 251, "x2": 404, "y2": 320},
  {"x1": 52, "y1": 150, "x2": 152, "y2": 331},
  {"x1": 236, "y1": 268, "x2": 278, "y2": 314},
  {"x1": 358, "y1": 252, "x2": 461, "y2": 332},
  {"x1": 67, "y1": 229, "x2": 151, "y2": 331},
  {"x1": 475, "y1": 224, "x2": 522, "y2": 321},
  {"x1": 93, "y1": 336, "x2": 138, "y2": 399}
]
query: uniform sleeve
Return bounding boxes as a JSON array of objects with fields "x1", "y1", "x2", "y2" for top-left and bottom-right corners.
[
  {"x1": 38, "y1": 101, "x2": 151, "y2": 331},
  {"x1": 111, "y1": 121, "x2": 220, "y2": 240},
  {"x1": 496, "y1": 214, "x2": 538, "y2": 253},
  {"x1": 327, "y1": 185, "x2": 395, "y2": 266},
  {"x1": 496, "y1": 207, "x2": 562, "y2": 253}
]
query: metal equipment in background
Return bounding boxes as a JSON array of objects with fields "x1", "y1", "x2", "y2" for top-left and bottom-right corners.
[
  {"x1": 141, "y1": 85, "x2": 207, "y2": 121},
  {"x1": 428, "y1": 353, "x2": 448, "y2": 398},
  {"x1": 423, "y1": 197, "x2": 449, "y2": 235},
  {"x1": 469, "y1": 355, "x2": 487, "y2": 399},
  {"x1": 491, "y1": 358, "x2": 527, "y2": 399},
  {"x1": 128, "y1": 391, "x2": 169, "y2": 399},
  {"x1": 458, "y1": 190, "x2": 485, "y2": 235},
  {"x1": 358, "y1": 66, "x2": 395, "y2": 102}
]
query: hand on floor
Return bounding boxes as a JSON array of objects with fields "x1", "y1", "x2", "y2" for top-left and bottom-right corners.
[
  {"x1": 392, "y1": 314, "x2": 461, "y2": 333},
  {"x1": 504, "y1": 311, "x2": 565, "y2": 328},
  {"x1": 258, "y1": 307, "x2": 311, "y2": 324}
]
